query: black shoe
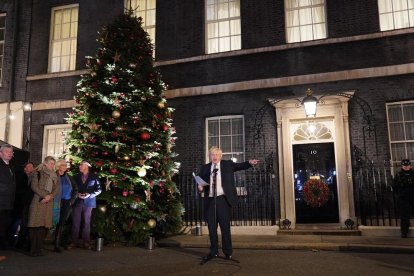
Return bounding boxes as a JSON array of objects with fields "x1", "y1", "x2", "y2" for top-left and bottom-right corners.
[
  {"x1": 54, "y1": 247, "x2": 63, "y2": 253},
  {"x1": 402, "y1": 233, "x2": 408, "y2": 238},
  {"x1": 202, "y1": 253, "x2": 218, "y2": 261},
  {"x1": 225, "y1": 254, "x2": 232, "y2": 260}
]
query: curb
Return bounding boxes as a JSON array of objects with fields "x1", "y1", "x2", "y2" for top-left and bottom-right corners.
[{"x1": 157, "y1": 239, "x2": 414, "y2": 254}]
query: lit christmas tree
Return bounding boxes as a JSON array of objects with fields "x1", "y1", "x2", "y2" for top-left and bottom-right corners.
[{"x1": 65, "y1": 12, "x2": 182, "y2": 244}]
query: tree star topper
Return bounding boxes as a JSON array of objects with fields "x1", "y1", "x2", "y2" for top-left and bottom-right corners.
[{"x1": 113, "y1": 51, "x2": 121, "y2": 63}]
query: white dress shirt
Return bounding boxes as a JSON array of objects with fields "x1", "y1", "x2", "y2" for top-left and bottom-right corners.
[{"x1": 209, "y1": 162, "x2": 224, "y2": 197}]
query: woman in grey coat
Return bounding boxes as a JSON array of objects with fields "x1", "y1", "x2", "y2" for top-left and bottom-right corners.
[{"x1": 27, "y1": 156, "x2": 59, "y2": 256}]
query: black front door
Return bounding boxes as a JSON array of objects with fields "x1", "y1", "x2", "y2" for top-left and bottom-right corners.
[{"x1": 293, "y1": 142, "x2": 339, "y2": 223}]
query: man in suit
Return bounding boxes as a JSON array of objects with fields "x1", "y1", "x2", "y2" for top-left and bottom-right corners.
[
  {"x1": 197, "y1": 146, "x2": 258, "y2": 261},
  {"x1": 0, "y1": 144, "x2": 15, "y2": 259}
]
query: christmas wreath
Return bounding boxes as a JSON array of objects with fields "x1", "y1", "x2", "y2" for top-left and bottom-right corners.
[{"x1": 302, "y1": 179, "x2": 330, "y2": 208}]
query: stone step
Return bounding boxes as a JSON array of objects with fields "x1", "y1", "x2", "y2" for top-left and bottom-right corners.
[{"x1": 278, "y1": 229, "x2": 361, "y2": 236}]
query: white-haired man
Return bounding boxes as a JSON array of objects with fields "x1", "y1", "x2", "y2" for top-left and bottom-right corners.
[
  {"x1": 0, "y1": 144, "x2": 15, "y2": 253},
  {"x1": 197, "y1": 146, "x2": 258, "y2": 261}
]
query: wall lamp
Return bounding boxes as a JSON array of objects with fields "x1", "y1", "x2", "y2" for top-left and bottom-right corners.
[{"x1": 302, "y1": 88, "x2": 318, "y2": 117}]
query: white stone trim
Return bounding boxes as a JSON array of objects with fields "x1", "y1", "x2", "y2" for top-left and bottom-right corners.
[
  {"x1": 273, "y1": 92, "x2": 355, "y2": 228},
  {"x1": 26, "y1": 69, "x2": 88, "y2": 81},
  {"x1": 32, "y1": 100, "x2": 77, "y2": 111},
  {"x1": 165, "y1": 63, "x2": 414, "y2": 99}
]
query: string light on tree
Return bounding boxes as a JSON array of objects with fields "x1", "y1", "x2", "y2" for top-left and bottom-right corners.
[{"x1": 137, "y1": 167, "x2": 147, "y2": 177}]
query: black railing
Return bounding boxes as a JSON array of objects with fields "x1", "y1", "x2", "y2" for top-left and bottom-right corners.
[
  {"x1": 175, "y1": 159, "x2": 278, "y2": 227},
  {"x1": 353, "y1": 160, "x2": 400, "y2": 226}
]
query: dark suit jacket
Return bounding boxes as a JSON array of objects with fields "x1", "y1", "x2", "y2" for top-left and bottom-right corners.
[
  {"x1": 74, "y1": 173, "x2": 101, "y2": 208},
  {"x1": 199, "y1": 160, "x2": 252, "y2": 206}
]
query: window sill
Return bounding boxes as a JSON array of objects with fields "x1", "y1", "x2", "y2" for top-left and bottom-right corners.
[{"x1": 26, "y1": 69, "x2": 88, "y2": 81}]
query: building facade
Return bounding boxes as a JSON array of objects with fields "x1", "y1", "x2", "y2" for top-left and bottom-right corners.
[{"x1": 1, "y1": 0, "x2": 413, "y2": 229}]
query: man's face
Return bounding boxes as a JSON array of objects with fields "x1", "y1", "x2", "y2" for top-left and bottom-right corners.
[
  {"x1": 45, "y1": 161, "x2": 56, "y2": 171},
  {"x1": 79, "y1": 163, "x2": 89, "y2": 174},
  {"x1": 402, "y1": 164, "x2": 412, "y2": 171},
  {"x1": 0, "y1": 147, "x2": 13, "y2": 162},
  {"x1": 209, "y1": 151, "x2": 222, "y2": 164},
  {"x1": 24, "y1": 163, "x2": 34, "y2": 174}
]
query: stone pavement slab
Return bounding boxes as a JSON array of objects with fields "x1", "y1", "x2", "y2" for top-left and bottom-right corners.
[{"x1": 157, "y1": 234, "x2": 414, "y2": 254}]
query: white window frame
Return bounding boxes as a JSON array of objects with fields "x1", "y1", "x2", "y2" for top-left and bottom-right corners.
[
  {"x1": 125, "y1": 0, "x2": 156, "y2": 46},
  {"x1": 284, "y1": 0, "x2": 327, "y2": 43},
  {"x1": 378, "y1": 0, "x2": 414, "y2": 31},
  {"x1": 48, "y1": 4, "x2": 78, "y2": 73},
  {"x1": 0, "y1": 13, "x2": 6, "y2": 86},
  {"x1": 205, "y1": 115, "x2": 245, "y2": 163},
  {"x1": 205, "y1": 0, "x2": 241, "y2": 54},
  {"x1": 386, "y1": 100, "x2": 414, "y2": 166},
  {"x1": 42, "y1": 124, "x2": 71, "y2": 161}
]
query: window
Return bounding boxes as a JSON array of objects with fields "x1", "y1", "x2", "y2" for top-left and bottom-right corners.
[
  {"x1": 386, "y1": 101, "x2": 414, "y2": 165},
  {"x1": 0, "y1": 14, "x2": 6, "y2": 85},
  {"x1": 205, "y1": 0, "x2": 241, "y2": 54},
  {"x1": 42, "y1": 124, "x2": 71, "y2": 160},
  {"x1": 206, "y1": 116, "x2": 245, "y2": 162},
  {"x1": 378, "y1": 0, "x2": 414, "y2": 31},
  {"x1": 49, "y1": 5, "x2": 78, "y2": 73},
  {"x1": 285, "y1": 0, "x2": 327, "y2": 43},
  {"x1": 126, "y1": 0, "x2": 156, "y2": 45}
]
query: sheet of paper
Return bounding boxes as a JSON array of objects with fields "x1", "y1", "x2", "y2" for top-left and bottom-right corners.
[{"x1": 192, "y1": 172, "x2": 209, "y2": 186}]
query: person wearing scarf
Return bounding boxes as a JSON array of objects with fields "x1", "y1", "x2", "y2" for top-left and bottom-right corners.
[{"x1": 27, "y1": 156, "x2": 60, "y2": 257}]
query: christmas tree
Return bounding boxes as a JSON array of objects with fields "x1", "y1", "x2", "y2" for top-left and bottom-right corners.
[{"x1": 65, "y1": 12, "x2": 183, "y2": 244}]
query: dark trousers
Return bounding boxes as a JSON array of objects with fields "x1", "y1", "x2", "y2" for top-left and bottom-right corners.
[
  {"x1": 0, "y1": 210, "x2": 11, "y2": 249},
  {"x1": 205, "y1": 195, "x2": 232, "y2": 256},
  {"x1": 28, "y1": 227, "x2": 47, "y2": 256},
  {"x1": 15, "y1": 204, "x2": 31, "y2": 250},
  {"x1": 71, "y1": 200, "x2": 92, "y2": 244},
  {"x1": 54, "y1": 199, "x2": 72, "y2": 249},
  {"x1": 400, "y1": 198, "x2": 414, "y2": 235}
]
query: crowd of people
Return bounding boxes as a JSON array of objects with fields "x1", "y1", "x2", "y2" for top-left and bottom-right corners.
[{"x1": 0, "y1": 144, "x2": 101, "y2": 261}]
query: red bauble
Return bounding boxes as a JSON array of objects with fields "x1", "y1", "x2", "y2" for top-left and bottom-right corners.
[
  {"x1": 110, "y1": 168, "x2": 118, "y2": 174},
  {"x1": 111, "y1": 76, "x2": 118, "y2": 83},
  {"x1": 162, "y1": 125, "x2": 169, "y2": 131},
  {"x1": 95, "y1": 160, "x2": 103, "y2": 167},
  {"x1": 140, "y1": 132, "x2": 150, "y2": 140},
  {"x1": 102, "y1": 151, "x2": 109, "y2": 156},
  {"x1": 122, "y1": 190, "x2": 128, "y2": 197}
]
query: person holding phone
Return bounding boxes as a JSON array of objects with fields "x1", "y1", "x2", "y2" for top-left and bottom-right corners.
[{"x1": 68, "y1": 161, "x2": 101, "y2": 250}]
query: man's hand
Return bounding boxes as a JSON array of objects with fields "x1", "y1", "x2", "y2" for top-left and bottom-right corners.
[
  {"x1": 249, "y1": 159, "x2": 259, "y2": 166},
  {"x1": 198, "y1": 185, "x2": 204, "y2": 192}
]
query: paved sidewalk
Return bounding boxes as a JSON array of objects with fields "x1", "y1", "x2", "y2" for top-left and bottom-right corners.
[{"x1": 157, "y1": 234, "x2": 414, "y2": 254}]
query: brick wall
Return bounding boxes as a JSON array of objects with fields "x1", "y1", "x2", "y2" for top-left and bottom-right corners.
[
  {"x1": 158, "y1": 33, "x2": 414, "y2": 90},
  {"x1": 327, "y1": 0, "x2": 380, "y2": 37}
]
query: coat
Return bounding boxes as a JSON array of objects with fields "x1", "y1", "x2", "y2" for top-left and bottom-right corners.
[
  {"x1": 73, "y1": 173, "x2": 101, "y2": 208},
  {"x1": 198, "y1": 160, "x2": 252, "y2": 206},
  {"x1": 393, "y1": 168, "x2": 414, "y2": 200},
  {"x1": 27, "y1": 167, "x2": 60, "y2": 228},
  {"x1": 0, "y1": 159, "x2": 16, "y2": 210}
]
